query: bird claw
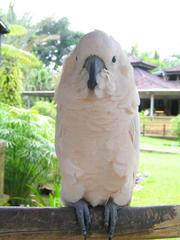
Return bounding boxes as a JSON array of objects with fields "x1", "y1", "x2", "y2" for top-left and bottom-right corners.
[
  {"x1": 104, "y1": 199, "x2": 119, "y2": 239},
  {"x1": 71, "y1": 199, "x2": 91, "y2": 238},
  {"x1": 108, "y1": 236, "x2": 112, "y2": 240}
]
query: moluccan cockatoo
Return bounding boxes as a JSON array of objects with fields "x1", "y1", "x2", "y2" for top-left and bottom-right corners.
[{"x1": 55, "y1": 30, "x2": 140, "y2": 239}]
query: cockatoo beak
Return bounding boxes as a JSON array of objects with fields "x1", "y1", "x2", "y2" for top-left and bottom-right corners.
[{"x1": 84, "y1": 55, "x2": 106, "y2": 90}]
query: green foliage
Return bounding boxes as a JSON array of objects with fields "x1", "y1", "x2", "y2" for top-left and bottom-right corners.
[
  {"x1": 160, "y1": 56, "x2": 180, "y2": 70},
  {"x1": 5, "y1": 1, "x2": 17, "y2": 24},
  {"x1": 8, "y1": 24, "x2": 27, "y2": 36},
  {"x1": 154, "y1": 50, "x2": 160, "y2": 60},
  {"x1": 48, "y1": 181, "x2": 62, "y2": 207},
  {"x1": 0, "y1": 58, "x2": 22, "y2": 106},
  {"x1": 23, "y1": 66, "x2": 54, "y2": 91},
  {"x1": 131, "y1": 44, "x2": 139, "y2": 56},
  {"x1": 3, "y1": 4, "x2": 83, "y2": 70},
  {"x1": 34, "y1": 17, "x2": 84, "y2": 69},
  {"x1": 129, "y1": 45, "x2": 180, "y2": 71},
  {"x1": 30, "y1": 180, "x2": 62, "y2": 207},
  {"x1": 31, "y1": 101, "x2": 56, "y2": 119},
  {"x1": 1, "y1": 43, "x2": 54, "y2": 93},
  {"x1": 0, "y1": 103, "x2": 57, "y2": 205},
  {"x1": 2, "y1": 44, "x2": 41, "y2": 67},
  {"x1": 4, "y1": 19, "x2": 35, "y2": 50},
  {"x1": 1, "y1": 3, "x2": 53, "y2": 93},
  {"x1": 171, "y1": 115, "x2": 180, "y2": 142}
]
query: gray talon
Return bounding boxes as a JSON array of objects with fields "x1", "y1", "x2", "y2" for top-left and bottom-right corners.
[
  {"x1": 108, "y1": 236, "x2": 112, "y2": 240},
  {"x1": 71, "y1": 199, "x2": 91, "y2": 238},
  {"x1": 104, "y1": 199, "x2": 119, "y2": 239}
]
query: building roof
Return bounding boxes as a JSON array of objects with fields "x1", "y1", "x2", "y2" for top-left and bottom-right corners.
[
  {"x1": 128, "y1": 55, "x2": 180, "y2": 90},
  {"x1": 129, "y1": 55, "x2": 157, "y2": 71},
  {"x1": 164, "y1": 65, "x2": 180, "y2": 75},
  {"x1": 133, "y1": 67, "x2": 180, "y2": 90},
  {"x1": 0, "y1": 20, "x2": 9, "y2": 34}
]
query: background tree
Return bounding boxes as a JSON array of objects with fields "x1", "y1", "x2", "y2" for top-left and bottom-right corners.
[
  {"x1": 130, "y1": 44, "x2": 139, "y2": 56},
  {"x1": 129, "y1": 44, "x2": 180, "y2": 72},
  {"x1": 3, "y1": 0, "x2": 34, "y2": 49},
  {"x1": 33, "y1": 17, "x2": 83, "y2": 69},
  {"x1": 1, "y1": 2, "x2": 56, "y2": 93}
]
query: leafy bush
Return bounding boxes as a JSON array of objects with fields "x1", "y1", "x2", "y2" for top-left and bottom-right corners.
[
  {"x1": 30, "y1": 179, "x2": 62, "y2": 207},
  {"x1": 2, "y1": 44, "x2": 41, "y2": 67},
  {"x1": 0, "y1": 58, "x2": 22, "y2": 107},
  {"x1": 0, "y1": 103, "x2": 57, "y2": 205},
  {"x1": 0, "y1": 43, "x2": 42, "y2": 107},
  {"x1": 31, "y1": 101, "x2": 56, "y2": 119},
  {"x1": 171, "y1": 115, "x2": 180, "y2": 143},
  {"x1": 22, "y1": 66, "x2": 54, "y2": 91}
]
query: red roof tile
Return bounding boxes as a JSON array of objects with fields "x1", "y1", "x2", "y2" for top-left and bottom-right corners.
[
  {"x1": 129, "y1": 55, "x2": 157, "y2": 70},
  {"x1": 164, "y1": 65, "x2": 180, "y2": 74},
  {"x1": 134, "y1": 67, "x2": 180, "y2": 89}
]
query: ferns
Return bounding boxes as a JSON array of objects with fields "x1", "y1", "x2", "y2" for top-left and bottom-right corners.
[{"x1": 0, "y1": 103, "x2": 57, "y2": 205}]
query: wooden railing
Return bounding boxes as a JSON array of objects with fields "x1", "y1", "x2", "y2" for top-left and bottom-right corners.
[
  {"x1": 0, "y1": 205, "x2": 179, "y2": 239},
  {"x1": 22, "y1": 91, "x2": 177, "y2": 138},
  {"x1": 140, "y1": 116, "x2": 175, "y2": 137},
  {"x1": 22, "y1": 91, "x2": 55, "y2": 108}
]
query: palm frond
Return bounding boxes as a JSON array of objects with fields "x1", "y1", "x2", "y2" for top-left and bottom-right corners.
[{"x1": 2, "y1": 44, "x2": 41, "y2": 67}]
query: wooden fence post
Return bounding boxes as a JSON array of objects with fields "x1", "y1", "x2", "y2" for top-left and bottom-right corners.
[
  {"x1": 142, "y1": 124, "x2": 145, "y2": 136},
  {"x1": 163, "y1": 124, "x2": 166, "y2": 137}
]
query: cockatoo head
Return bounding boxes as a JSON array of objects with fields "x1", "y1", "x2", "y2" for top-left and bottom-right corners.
[{"x1": 59, "y1": 30, "x2": 139, "y2": 107}]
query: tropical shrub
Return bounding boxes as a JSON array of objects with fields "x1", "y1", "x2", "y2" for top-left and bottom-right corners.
[
  {"x1": 2, "y1": 44, "x2": 55, "y2": 93},
  {"x1": 22, "y1": 66, "x2": 53, "y2": 91},
  {"x1": 2, "y1": 44, "x2": 41, "y2": 67},
  {"x1": 31, "y1": 101, "x2": 56, "y2": 119},
  {"x1": 171, "y1": 115, "x2": 180, "y2": 143},
  {"x1": 0, "y1": 43, "x2": 42, "y2": 107},
  {"x1": 30, "y1": 179, "x2": 62, "y2": 207},
  {"x1": 0, "y1": 103, "x2": 57, "y2": 205},
  {"x1": 0, "y1": 58, "x2": 22, "y2": 107}
]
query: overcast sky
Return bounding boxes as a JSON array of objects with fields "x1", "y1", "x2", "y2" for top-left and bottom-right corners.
[{"x1": 1, "y1": 0, "x2": 180, "y2": 58}]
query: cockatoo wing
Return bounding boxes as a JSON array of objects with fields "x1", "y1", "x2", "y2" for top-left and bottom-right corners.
[{"x1": 129, "y1": 110, "x2": 140, "y2": 165}]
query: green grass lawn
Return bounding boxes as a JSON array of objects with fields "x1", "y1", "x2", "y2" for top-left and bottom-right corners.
[
  {"x1": 140, "y1": 136, "x2": 180, "y2": 153},
  {"x1": 140, "y1": 136, "x2": 178, "y2": 147},
  {"x1": 132, "y1": 152, "x2": 180, "y2": 206},
  {"x1": 131, "y1": 149, "x2": 180, "y2": 240}
]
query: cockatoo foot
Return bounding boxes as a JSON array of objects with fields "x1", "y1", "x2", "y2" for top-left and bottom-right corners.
[
  {"x1": 104, "y1": 199, "x2": 119, "y2": 239},
  {"x1": 71, "y1": 199, "x2": 91, "y2": 239}
]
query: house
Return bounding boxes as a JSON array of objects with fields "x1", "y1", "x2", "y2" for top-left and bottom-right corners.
[
  {"x1": 130, "y1": 55, "x2": 180, "y2": 116},
  {"x1": 0, "y1": 20, "x2": 9, "y2": 35},
  {"x1": 0, "y1": 19, "x2": 9, "y2": 64}
]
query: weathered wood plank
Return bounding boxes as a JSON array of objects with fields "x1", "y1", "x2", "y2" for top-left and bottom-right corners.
[
  {"x1": 22, "y1": 91, "x2": 55, "y2": 97},
  {"x1": 0, "y1": 205, "x2": 180, "y2": 239}
]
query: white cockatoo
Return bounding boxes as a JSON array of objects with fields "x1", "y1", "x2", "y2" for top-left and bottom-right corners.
[{"x1": 55, "y1": 30, "x2": 140, "y2": 239}]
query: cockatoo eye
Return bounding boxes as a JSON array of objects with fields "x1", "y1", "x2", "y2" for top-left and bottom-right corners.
[
  {"x1": 112, "y1": 56, "x2": 116, "y2": 63},
  {"x1": 76, "y1": 56, "x2": 78, "y2": 61}
]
